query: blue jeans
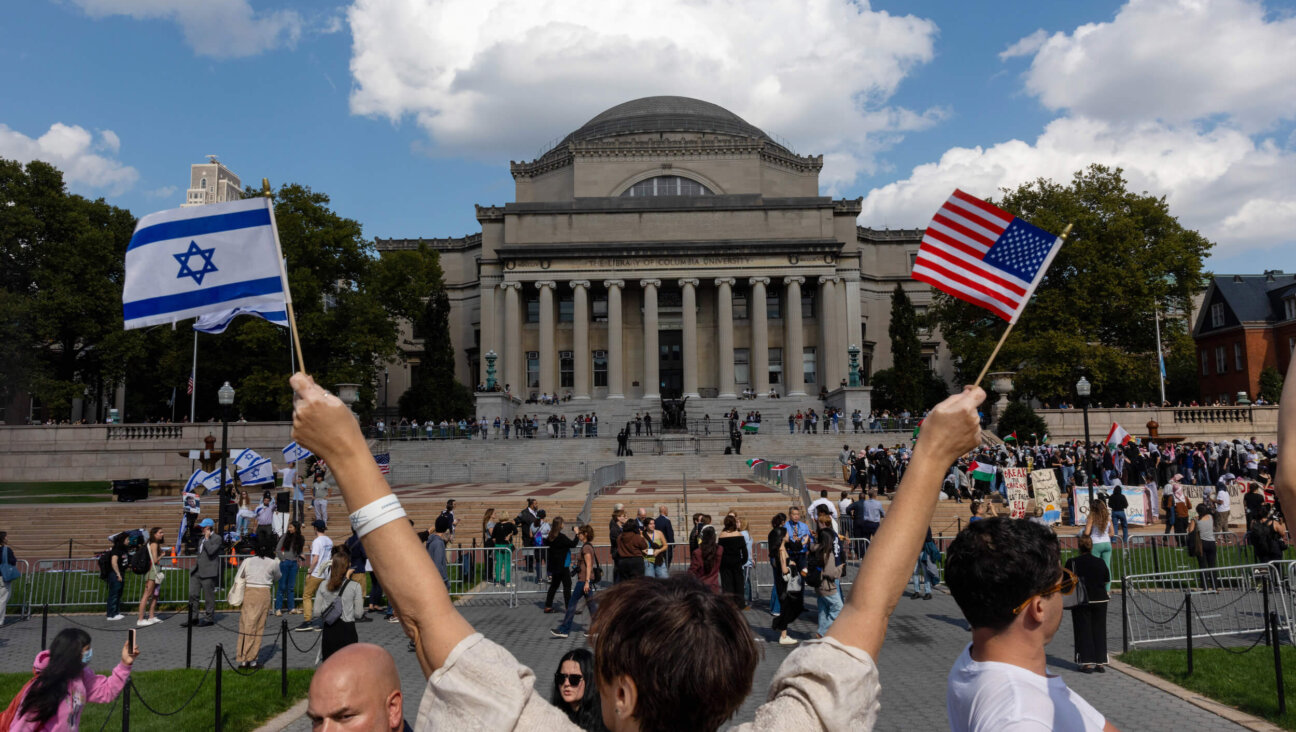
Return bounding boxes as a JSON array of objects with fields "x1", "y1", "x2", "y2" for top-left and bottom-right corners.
[
  {"x1": 816, "y1": 585, "x2": 843, "y2": 636},
  {"x1": 1111, "y1": 511, "x2": 1129, "y2": 542},
  {"x1": 557, "y1": 581, "x2": 597, "y2": 634},
  {"x1": 646, "y1": 562, "x2": 669, "y2": 579},
  {"x1": 910, "y1": 560, "x2": 931, "y2": 596},
  {"x1": 106, "y1": 575, "x2": 123, "y2": 617},
  {"x1": 277, "y1": 560, "x2": 299, "y2": 611}
]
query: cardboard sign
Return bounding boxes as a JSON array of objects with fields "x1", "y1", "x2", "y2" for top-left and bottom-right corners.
[
  {"x1": 1180, "y1": 484, "x2": 1246, "y2": 527},
  {"x1": 1003, "y1": 467, "x2": 1030, "y2": 519},
  {"x1": 1029, "y1": 470, "x2": 1062, "y2": 525}
]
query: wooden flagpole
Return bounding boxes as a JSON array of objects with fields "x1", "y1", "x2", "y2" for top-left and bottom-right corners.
[
  {"x1": 973, "y1": 223, "x2": 1073, "y2": 386},
  {"x1": 263, "y1": 178, "x2": 307, "y2": 373}
]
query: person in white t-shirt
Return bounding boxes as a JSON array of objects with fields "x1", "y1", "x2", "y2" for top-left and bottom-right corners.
[
  {"x1": 297, "y1": 520, "x2": 334, "y2": 632},
  {"x1": 1213, "y1": 485, "x2": 1232, "y2": 527},
  {"x1": 808, "y1": 489, "x2": 838, "y2": 519},
  {"x1": 945, "y1": 518, "x2": 1118, "y2": 732}
]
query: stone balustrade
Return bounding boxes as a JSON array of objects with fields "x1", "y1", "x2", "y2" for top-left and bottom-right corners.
[{"x1": 1037, "y1": 405, "x2": 1277, "y2": 442}]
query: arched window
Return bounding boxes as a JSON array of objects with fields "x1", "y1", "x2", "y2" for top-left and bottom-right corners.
[
  {"x1": 621, "y1": 175, "x2": 713, "y2": 197},
  {"x1": 200, "y1": 178, "x2": 207, "y2": 189}
]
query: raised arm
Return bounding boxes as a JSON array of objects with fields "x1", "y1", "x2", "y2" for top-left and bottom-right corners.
[
  {"x1": 1277, "y1": 357, "x2": 1296, "y2": 525},
  {"x1": 289, "y1": 373, "x2": 473, "y2": 677},
  {"x1": 827, "y1": 386, "x2": 984, "y2": 659}
]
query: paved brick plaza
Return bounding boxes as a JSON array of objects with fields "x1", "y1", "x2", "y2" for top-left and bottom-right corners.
[{"x1": 0, "y1": 585, "x2": 1244, "y2": 730}]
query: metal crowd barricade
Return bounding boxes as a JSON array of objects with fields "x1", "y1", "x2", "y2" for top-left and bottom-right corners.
[
  {"x1": 1123, "y1": 563, "x2": 1288, "y2": 649},
  {"x1": 750, "y1": 538, "x2": 870, "y2": 601},
  {"x1": 22, "y1": 554, "x2": 249, "y2": 612},
  {"x1": 446, "y1": 544, "x2": 517, "y2": 606},
  {"x1": 4, "y1": 559, "x2": 31, "y2": 618}
]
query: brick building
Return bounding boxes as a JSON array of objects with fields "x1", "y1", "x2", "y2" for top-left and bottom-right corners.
[{"x1": 1192, "y1": 271, "x2": 1296, "y2": 403}]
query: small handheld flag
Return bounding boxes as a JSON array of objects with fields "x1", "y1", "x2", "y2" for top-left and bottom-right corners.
[
  {"x1": 1106, "y1": 422, "x2": 1132, "y2": 447},
  {"x1": 122, "y1": 198, "x2": 288, "y2": 330},
  {"x1": 1004, "y1": 431, "x2": 1018, "y2": 442},
  {"x1": 282, "y1": 441, "x2": 313, "y2": 463},
  {"x1": 912, "y1": 189, "x2": 1072, "y2": 385},
  {"x1": 375, "y1": 452, "x2": 391, "y2": 475},
  {"x1": 193, "y1": 305, "x2": 289, "y2": 334},
  {"x1": 970, "y1": 461, "x2": 996, "y2": 482}
]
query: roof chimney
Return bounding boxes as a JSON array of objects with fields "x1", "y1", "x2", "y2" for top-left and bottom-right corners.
[{"x1": 1233, "y1": 275, "x2": 1244, "y2": 283}]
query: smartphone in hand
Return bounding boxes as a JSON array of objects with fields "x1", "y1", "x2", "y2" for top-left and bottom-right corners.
[{"x1": 128, "y1": 629, "x2": 137, "y2": 652}]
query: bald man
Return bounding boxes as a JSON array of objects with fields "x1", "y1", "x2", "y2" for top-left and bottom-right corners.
[{"x1": 306, "y1": 643, "x2": 411, "y2": 731}]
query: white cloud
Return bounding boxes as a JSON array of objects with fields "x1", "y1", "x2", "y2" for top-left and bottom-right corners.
[
  {"x1": 70, "y1": 0, "x2": 303, "y2": 58},
  {"x1": 999, "y1": 29, "x2": 1048, "y2": 60},
  {"x1": 1014, "y1": 0, "x2": 1296, "y2": 131},
  {"x1": 346, "y1": 0, "x2": 941, "y2": 191},
  {"x1": 0, "y1": 123, "x2": 138, "y2": 193},
  {"x1": 865, "y1": 0, "x2": 1296, "y2": 262},
  {"x1": 859, "y1": 117, "x2": 1296, "y2": 258},
  {"x1": 146, "y1": 185, "x2": 179, "y2": 199}
]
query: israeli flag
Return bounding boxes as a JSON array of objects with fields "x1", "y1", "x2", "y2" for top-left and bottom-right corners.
[
  {"x1": 122, "y1": 198, "x2": 288, "y2": 330},
  {"x1": 200, "y1": 468, "x2": 228, "y2": 492},
  {"x1": 193, "y1": 305, "x2": 289, "y2": 334},
  {"x1": 231, "y1": 448, "x2": 264, "y2": 470},
  {"x1": 183, "y1": 469, "x2": 205, "y2": 493},
  {"x1": 282, "y1": 441, "x2": 312, "y2": 463},
  {"x1": 238, "y1": 458, "x2": 275, "y2": 486}
]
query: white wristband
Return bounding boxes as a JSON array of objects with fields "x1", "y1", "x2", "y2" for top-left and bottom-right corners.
[{"x1": 350, "y1": 495, "x2": 407, "y2": 539}]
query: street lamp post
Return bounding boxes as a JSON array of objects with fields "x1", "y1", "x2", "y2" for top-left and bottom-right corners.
[
  {"x1": 1076, "y1": 376, "x2": 1093, "y2": 503},
  {"x1": 384, "y1": 368, "x2": 389, "y2": 420},
  {"x1": 217, "y1": 381, "x2": 235, "y2": 532}
]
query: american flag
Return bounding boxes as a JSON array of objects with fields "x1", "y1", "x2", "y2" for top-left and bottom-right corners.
[
  {"x1": 912, "y1": 189, "x2": 1064, "y2": 323},
  {"x1": 374, "y1": 452, "x2": 391, "y2": 475},
  {"x1": 186, "y1": 375, "x2": 194, "y2": 395}
]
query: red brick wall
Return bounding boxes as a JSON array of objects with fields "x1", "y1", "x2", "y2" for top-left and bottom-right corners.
[{"x1": 1195, "y1": 326, "x2": 1279, "y2": 401}]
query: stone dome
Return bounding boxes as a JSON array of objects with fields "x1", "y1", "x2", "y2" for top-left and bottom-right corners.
[{"x1": 560, "y1": 96, "x2": 772, "y2": 145}]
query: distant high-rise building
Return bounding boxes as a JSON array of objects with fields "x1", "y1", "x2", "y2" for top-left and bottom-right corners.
[{"x1": 183, "y1": 155, "x2": 243, "y2": 207}]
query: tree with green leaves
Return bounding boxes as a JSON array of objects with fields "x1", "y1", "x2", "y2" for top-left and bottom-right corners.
[
  {"x1": 0, "y1": 159, "x2": 142, "y2": 421},
  {"x1": 1258, "y1": 366, "x2": 1284, "y2": 403},
  {"x1": 887, "y1": 284, "x2": 926, "y2": 414},
  {"x1": 929, "y1": 164, "x2": 1211, "y2": 405},
  {"x1": 398, "y1": 284, "x2": 475, "y2": 420},
  {"x1": 996, "y1": 401, "x2": 1048, "y2": 442}
]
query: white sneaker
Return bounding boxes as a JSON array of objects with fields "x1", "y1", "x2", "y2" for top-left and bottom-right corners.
[
  {"x1": 135, "y1": 619, "x2": 150, "y2": 627},
  {"x1": 108, "y1": 614, "x2": 126, "y2": 621},
  {"x1": 147, "y1": 617, "x2": 163, "y2": 626},
  {"x1": 778, "y1": 635, "x2": 798, "y2": 646}
]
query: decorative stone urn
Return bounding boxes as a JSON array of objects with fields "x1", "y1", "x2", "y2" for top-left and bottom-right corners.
[{"x1": 987, "y1": 371, "x2": 1015, "y2": 431}]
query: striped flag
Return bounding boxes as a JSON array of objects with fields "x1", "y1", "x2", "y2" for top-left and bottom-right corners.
[
  {"x1": 1106, "y1": 422, "x2": 1132, "y2": 447},
  {"x1": 282, "y1": 441, "x2": 312, "y2": 463},
  {"x1": 912, "y1": 189, "x2": 1064, "y2": 323},
  {"x1": 186, "y1": 375, "x2": 194, "y2": 395},
  {"x1": 970, "y1": 461, "x2": 996, "y2": 482},
  {"x1": 122, "y1": 198, "x2": 288, "y2": 330},
  {"x1": 374, "y1": 452, "x2": 391, "y2": 475},
  {"x1": 746, "y1": 458, "x2": 766, "y2": 468}
]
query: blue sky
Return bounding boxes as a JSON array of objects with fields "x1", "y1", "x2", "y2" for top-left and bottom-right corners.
[{"x1": 3, "y1": 0, "x2": 1294, "y2": 274}]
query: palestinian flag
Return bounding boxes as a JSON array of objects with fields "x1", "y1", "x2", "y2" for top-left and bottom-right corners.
[
  {"x1": 1105, "y1": 422, "x2": 1132, "y2": 447},
  {"x1": 911, "y1": 418, "x2": 925, "y2": 441},
  {"x1": 746, "y1": 458, "x2": 766, "y2": 468},
  {"x1": 970, "y1": 461, "x2": 996, "y2": 482},
  {"x1": 741, "y1": 421, "x2": 761, "y2": 433},
  {"x1": 1041, "y1": 433, "x2": 1050, "y2": 443},
  {"x1": 1004, "y1": 432, "x2": 1017, "y2": 442}
]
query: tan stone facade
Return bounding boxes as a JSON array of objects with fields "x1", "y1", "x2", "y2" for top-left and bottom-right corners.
[{"x1": 377, "y1": 97, "x2": 952, "y2": 409}]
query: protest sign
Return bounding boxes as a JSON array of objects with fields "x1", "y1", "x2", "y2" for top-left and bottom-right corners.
[
  {"x1": 1004, "y1": 467, "x2": 1030, "y2": 519},
  {"x1": 1029, "y1": 469, "x2": 1062, "y2": 525}
]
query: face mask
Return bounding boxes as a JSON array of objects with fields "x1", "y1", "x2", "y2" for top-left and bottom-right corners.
[{"x1": 82, "y1": 649, "x2": 93, "y2": 664}]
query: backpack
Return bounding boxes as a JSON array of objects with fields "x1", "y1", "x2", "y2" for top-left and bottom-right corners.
[
  {"x1": 1250, "y1": 521, "x2": 1288, "y2": 557},
  {"x1": 128, "y1": 546, "x2": 152, "y2": 575},
  {"x1": 97, "y1": 551, "x2": 113, "y2": 580},
  {"x1": 0, "y1": 674, "x2": 37, "y2": 731}
]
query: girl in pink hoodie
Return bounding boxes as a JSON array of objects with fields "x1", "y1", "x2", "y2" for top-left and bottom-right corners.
[{"x1": 11, "y1": 628, "x2": 138, "y2": 732}]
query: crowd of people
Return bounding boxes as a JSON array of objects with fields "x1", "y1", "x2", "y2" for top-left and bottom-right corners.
[{"x1": 4, "y1": 364, "x2": 1294, "y2": 731}]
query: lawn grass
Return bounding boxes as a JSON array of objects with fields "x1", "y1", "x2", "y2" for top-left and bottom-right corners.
[
  {"x1": 1121, "y1": 646, "x2": 1296, "y2": 730},
  {"x1": 0, "y1": 667, "x2": 312, "y2": 732}
]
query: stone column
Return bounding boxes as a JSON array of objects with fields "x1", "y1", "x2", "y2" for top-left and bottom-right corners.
[
  {"x1": 570, "y1": 280, "x2": 591, "y2": 399},
  {"x1": 749, "y1": 277, "x2": 770, "y2": 395},
  {"x1": 715, "y1": 277, "x2": 736, "y2": 398},
  {"x1": 501, "y1": 282, "x2": 523, "y2": 395},
  {"x1": 835, "y1": 278, "x2": 849, "y2": 389},
  {"x1": 640, "y1": 279, "x2": 661, "y2": 400},
  {"x1": 479, "y1": 280, "x2": 496, "y2": 385},
  {"x1": 819, "y1": 276, "x2": 839, "y2": 387},
  {"x1": 784, "y1": 276, "x2": 806, "y2": 396},
  {"x1": 536, "y1": 281, "x2": 556, "y2": 395},
  {"x1": 604, "y1": 280, "x2": 625, "y2": 398},
  {"x1": 679, "y1": 278, "x2": 700, "y2": 398}
]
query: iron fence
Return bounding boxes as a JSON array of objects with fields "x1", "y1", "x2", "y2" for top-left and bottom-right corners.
[
  {"x1": 576, "y1": 462, "x2": 626, "y2": 527},
  {"x1": 3, "y1": 559, "x2": 30, "y2": 618},
  {"x1": 21, "y1": 555, "x2": 251, "y2": 614},
  {"x1": 1123, "y1": 562, "x2": 1290, "y2": 649}
]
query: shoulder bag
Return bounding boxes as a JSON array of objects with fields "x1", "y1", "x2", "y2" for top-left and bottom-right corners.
[
  {"x1": 226, "y1": 561, "x2": 248, "y2": 607},
  {"x1": 321, "y1": 579, "x2": 353, "y2": 626}
]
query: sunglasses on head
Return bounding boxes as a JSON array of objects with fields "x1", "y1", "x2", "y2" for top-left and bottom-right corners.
[
  {"x1": 555, "y1": 672, "x2": 583, "y2": 686},
  {"x1": 1011, "y1": 568, "x2": 1079, "y2": 616}
]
